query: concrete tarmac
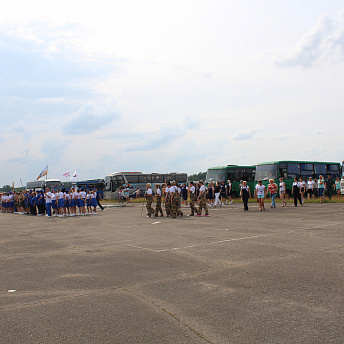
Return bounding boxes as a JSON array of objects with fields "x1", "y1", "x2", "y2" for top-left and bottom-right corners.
[{"x1": 1, "y1": 202, "x2": 344, "y2": 343}]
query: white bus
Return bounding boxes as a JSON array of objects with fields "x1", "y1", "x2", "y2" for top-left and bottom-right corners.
[
  {"x1": 26, "y1": 179, "x2": 64, "y2": 191},
  {"x1": 103, "y1": 172, "x2": 188, "y2": 200}
]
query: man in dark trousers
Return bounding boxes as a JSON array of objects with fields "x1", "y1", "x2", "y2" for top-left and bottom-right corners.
[
  {"x1": 95, "y1": 188, "x2": 104, "y2": 211},
  {"x1": 325, "y1": 174, "x2": 334, "y2": 201}
]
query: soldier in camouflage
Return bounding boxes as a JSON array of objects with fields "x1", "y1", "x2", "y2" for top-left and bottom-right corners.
[
  {"x1": 155, "y1": 184, "x2": 164, "y2": 217},
  {"x1": 197, "y1": 180, "x2": 209, "y2": 216},
  {"x1": 145, "y1": 183, "x2": 154, "y2": 217},
  {"x1": 173, "y1": 182, "x2": 183, "y2": 217},
  {"x1": 188, "y1": 181, "x2": 196, "y2": 216},
  {"x1": 164, "y1": 182, "x2": 172, "y2": 217}
]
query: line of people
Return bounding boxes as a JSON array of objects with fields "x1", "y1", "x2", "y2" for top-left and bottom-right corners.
[
  {"x1": 239, "y1": 174, "x2": 341, "y2": 211},
  {"x1": 144, "y1": 180, "x2": 210, "y2": 218},
  {"x1": 1, "y1": 187, "x2": 104, "y2": 217}
]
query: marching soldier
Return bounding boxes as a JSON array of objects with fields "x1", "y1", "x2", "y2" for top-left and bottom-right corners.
[
  {"x1": 155, "y1": 184, "x2": 164, "y2": 217},
  {"x1": 173, "y1": 181, "x2": 183, "y2": 217},
  {"x1": 164, "y1": 182, "x2": 172, "y2": 217},
  {"x1": 145, "y1": 183, "x2": 154, "y2": 217},
  {"x1": 197, "y1": 180, "x2": 209, "y2": 216},
  {"x1": 188, "y1": 181, "x2": 196, "y2": 216}
]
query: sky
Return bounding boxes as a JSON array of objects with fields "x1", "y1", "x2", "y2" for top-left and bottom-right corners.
[{"x1": 1, "y1": 0, "x2": 344, "y2": 186}]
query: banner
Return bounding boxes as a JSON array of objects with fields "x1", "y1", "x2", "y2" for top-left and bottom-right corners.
[
  {"x1": 37, "y1": 165, "x2": 48, "y2": 180},
  {"x1": 63, "y1": 171, "x2": 70, "y2": 178},
  {"x1": 70, "y1": 170, "x2": 78, "y2": 181}
]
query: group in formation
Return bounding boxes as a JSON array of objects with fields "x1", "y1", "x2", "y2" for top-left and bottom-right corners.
[
  {"x1": 1, "y1": 187, "x2": 104, "y2": 217},
  {"x1": 143, "y1": 174, "x2": 341, "y2": 216}
]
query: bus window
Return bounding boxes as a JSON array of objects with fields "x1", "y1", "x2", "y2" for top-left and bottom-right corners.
[
  {"x1": 176, "y1": 174, "x2": 187, "y2": 183},
  {"x1": 244, "y1": 168, "x2": 255, "y2": 182},
  {"x1": 255, "y1": 164, "x2": 277, "y2": 181},
  {"x1": 164, "y1": 175, "x2": 173, "y2": 183},
  {"x1": 154, "y1": 175, "x2": 164, "y2": 183},
  {"x1": 300, "y1": 163, "x2": 314, "y2": 179},
  {"x1": 327, "y1": 164, "x2": 339, "y2": 178},
  {"x1": 126, "y1": 175, "x2": 139, "y2": 184},
  {"x1": 138, "y1": 175, "x2": 149, "y2": 183},
  {"x1": 287, "y1": 163, "x2": 300, "y2": 179},
  {"x1": 206, "y1": 169, "x2": 226, "y2": 183},
  {"x1": 236, "y1": 169, "x2": 247, "y2": 182},
  {"x1": 226, "y1": 172, "x2": 235, "y2": 182},
  {"x1": 314, "y1": 164, "x2": 326, "y2": 177}
]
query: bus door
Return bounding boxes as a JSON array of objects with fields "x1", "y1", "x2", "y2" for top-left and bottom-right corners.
[{"x1": 279, "y1": 162, "x2": 288, "y2": 180}]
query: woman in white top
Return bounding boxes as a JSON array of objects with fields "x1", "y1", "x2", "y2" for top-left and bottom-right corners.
[
  {"x1": 317, "y1": 175, "x2": 325, "y2": 203},
  {"x1": 254, "y1": 180, "x2": 266, "y2": 211},
  {"x1": 279, "y1": 177, "x2": 287, "y2": 207},
  {"x1": 307, "y1": 177, "x2": 315, "y2": 200}
]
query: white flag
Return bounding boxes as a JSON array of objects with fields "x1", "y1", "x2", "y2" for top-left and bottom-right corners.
[
  {"x1": 63, "y1": 171, "x2": 70, "y2": 178},
  {"x1": 70, "y1": 171, "x2": 78, "y2": 181}
]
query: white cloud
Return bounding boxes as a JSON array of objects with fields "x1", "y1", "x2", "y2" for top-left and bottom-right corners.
[
  {"x1": 276, "y1": 13, "x2": 344, "y2": 68},
  {"x1": 233, "y1": 128, "x2": 260, "y2": 141}
]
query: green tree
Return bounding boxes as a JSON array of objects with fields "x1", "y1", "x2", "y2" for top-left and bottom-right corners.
[
  {"x1": 2, "y1": 185, "x2": 11, "y2": 192},
  {"x1": 188, "y1": 172, "x2": 206, "y2": 182}
]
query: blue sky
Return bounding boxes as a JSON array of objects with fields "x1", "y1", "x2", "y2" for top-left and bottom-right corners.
[{"x1": 1, "y1": 0, "x2": 344, "y2": 186}]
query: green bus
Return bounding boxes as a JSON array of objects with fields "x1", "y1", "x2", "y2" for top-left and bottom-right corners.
[
  {"x1": 205, "y1": 165, "x2": 256, "y2": 197},
  {"x1": 255, "y1": 161, "x2": 341, "y2": 196}
]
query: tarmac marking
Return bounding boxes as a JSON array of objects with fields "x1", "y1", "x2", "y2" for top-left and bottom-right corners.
[{"x1": 122, "y1": 221, "x2": 344, "y2": 253}]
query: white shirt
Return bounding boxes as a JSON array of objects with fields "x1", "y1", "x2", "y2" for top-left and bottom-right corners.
[
  {"x1": 45, "y1": 191, "x2": 53, "y2": 203},
  {"x1": 200, "y1": 185, "x2": 206, "y2": 193},
  {"x1": 307, "y1": 180, "x2": 314, "y2": 189},
  {"x1": 190, "y1": 185, "x2": 195, "y2": 194},
  {"x1": 156, "y1": 189, "x2": 162, "y2": 196},
  {"x1": 255, "y1": 184, "x2": 265, "y2": 196},
  {"x1": 146, "y1": 188, "x2": 153, "y2": 195},
  {"x1": 79, "y1": 191, "x2": 86, "y2": 200}
]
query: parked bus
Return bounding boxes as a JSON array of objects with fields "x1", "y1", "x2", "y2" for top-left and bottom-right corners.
[
  {"x1": 103, "y1": 172, "x2": 188, "y2": 200},
  {"x1": 205, "y1": 165, "x2": 256, "y2": 197},
  {"x1": 26, "y1": 179, "x2": 64, "y2": 191},
  {"x1": 73, "y1": 179, "x2": 105, "y2": 198},
  {"x1": 340, "y1": 161, "x2": 344, "y2": 195},
  {"x1": 255, "y1": 161, "x2": 341, "y2": 196}
]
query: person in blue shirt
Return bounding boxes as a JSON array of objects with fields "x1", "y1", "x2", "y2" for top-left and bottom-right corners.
[
  {"x1": 95, "y1": 188, "x2": 104, "y2": 211},
  {"x1": 29, "y1": 191, "x2": 37, "y2": 216},
  {"x1": 36, "y1": 190, "x2": 44, "y2": 215}
]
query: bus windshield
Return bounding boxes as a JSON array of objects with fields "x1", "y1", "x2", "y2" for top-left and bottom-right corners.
[
  {"x1": 206, "y1": 169, "x2": 226, "y2": 183},
  {"x1": 46, "y1": 180, "x2": 63, "y2": 190},
  {"x1": 255, "y1": 164, "x2": 278, "y2": 181}
]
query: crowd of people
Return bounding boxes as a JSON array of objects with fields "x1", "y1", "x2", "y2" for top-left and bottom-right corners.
[
  {"x1": 142, "y1": 174, "x2": 342, "y2": 216},
  {"x1": 144, "y1": 180, "x2": 210, "y2": 218},
  {"x1": 1, "y1": 187, "x2": 104, "y2": 217}
]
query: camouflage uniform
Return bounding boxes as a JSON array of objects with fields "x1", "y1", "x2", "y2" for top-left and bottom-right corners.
[
  {"x1": 189, "y1": 193, "x2": 196, "y2": 215},
  {"x1": 146, "y1": 195, "x2": 154, "y2": 217},
  {"x1": 176, "y1": 188, "x2": 183, "y2": 217},
  {"x1": 171, "y1": 185, "x2": 183, "y2": 218},
  {"x1": 164, "y1": 188, "x2": 172, "y2": 216},
  {"x1": 155, "y1": 193, "x2": 164, "y2": 217},
  {"x1": 197, "y1": 187, "x2": 209, "y2": 216}
]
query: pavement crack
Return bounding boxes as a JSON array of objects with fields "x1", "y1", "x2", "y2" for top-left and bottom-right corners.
[{"x1": 121, "y1": 288, "x2": 215, "y2": 344}]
